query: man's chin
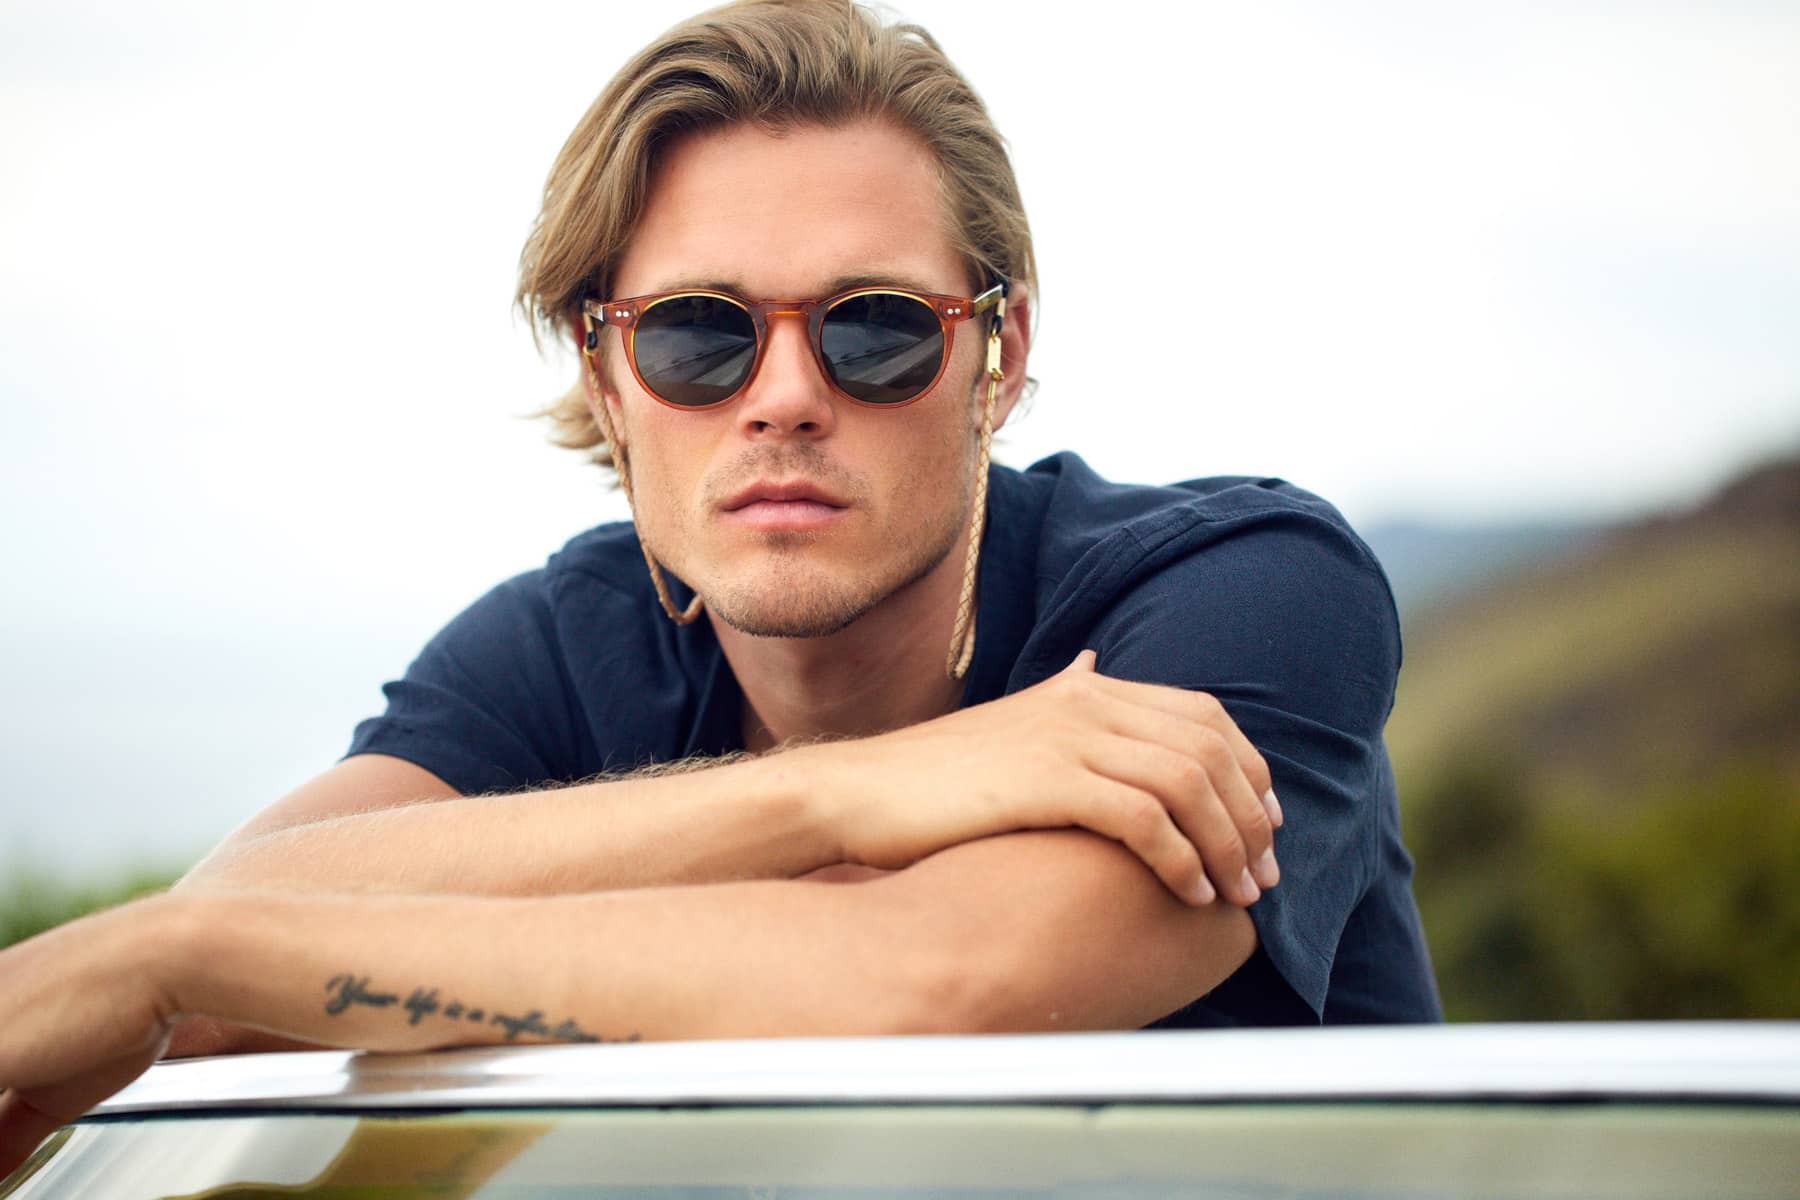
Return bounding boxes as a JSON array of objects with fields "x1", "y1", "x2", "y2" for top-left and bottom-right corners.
[
  {"x1": 685, "y1": 514, "x2": 965, "y2": 641},
  {"x1": 704, "y1": 589, "x2": 877, "y2": 639}
]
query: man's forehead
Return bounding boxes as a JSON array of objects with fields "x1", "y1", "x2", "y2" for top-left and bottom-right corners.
[{"x1": 611, "y1": 120, "x2": 968, "y2": 299}]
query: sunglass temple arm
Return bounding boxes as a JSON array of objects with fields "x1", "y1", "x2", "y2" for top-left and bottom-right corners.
[{"x1": 986, "y1": 286, "x2": 1006, "y2": 380}]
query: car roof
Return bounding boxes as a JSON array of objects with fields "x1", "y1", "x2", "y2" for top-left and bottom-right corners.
[{"x1": 97, "y1": 1022, "x2": 1800, "y2": 1115}]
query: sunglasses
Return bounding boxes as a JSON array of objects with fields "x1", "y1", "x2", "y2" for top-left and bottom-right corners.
[{"x1": 582, "y1": 282, "x2": 1005, "y2": 410}]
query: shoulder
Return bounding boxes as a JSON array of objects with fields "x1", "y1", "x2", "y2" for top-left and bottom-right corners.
[
  {"x1": 389, "y1": 528, "x2": 634, "y2": 736},
  {"x1": 998, "y1": 452, "x2": 1400, "y2": 695},
  {"x1": 419, "y1": 519, "x2": 652, "y2": 649},
  {"x1": 1012, "y1": 449, "x2": 1384, "y2": 576},
  {"x1": 543, "y1": 519, "x2": 662, "y2": 602},
  {"x1": 352, "y1": 517, "x2": 717, "y2": 790}
]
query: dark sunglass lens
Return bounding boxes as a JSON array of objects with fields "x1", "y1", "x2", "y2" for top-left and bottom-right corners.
[
  {"x1": 820, "y1": 293, "x2": 944, "y2": 404},
  {"x1": 632, "y1": 296, "x2": 757, "y2": 406}
]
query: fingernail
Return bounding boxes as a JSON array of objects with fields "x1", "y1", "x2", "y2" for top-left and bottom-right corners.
[
  {"x1": 1263, "y1": 789, "x2": 1284, "y2": 827},
  {"x1": 1189, "y1": 875, "x2": 1216, "y2": 906},
  {"x1": 1253, "y1": 846, "x2": 1280, "y2": 889},
  {"x1": 1238, "y1": 867, "x2": 1261, "y2": 904}
]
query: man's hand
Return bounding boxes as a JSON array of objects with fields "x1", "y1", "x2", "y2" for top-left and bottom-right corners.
[
  {"x1": 0, "y1": 898, "x2": 175, "y2": 1178},
  {"x1": 802, "y1": 650, "x2": 1281, "y2": 907}
]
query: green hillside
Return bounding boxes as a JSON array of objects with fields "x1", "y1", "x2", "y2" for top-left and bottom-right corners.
[{"x1": 1387, "y1": 455, "x2": 1800, "y2": 1021}]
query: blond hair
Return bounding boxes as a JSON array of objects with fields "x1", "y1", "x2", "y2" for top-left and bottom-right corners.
[{"x1": 515, "y1": 0, "x2": 1036, "y2": 471}]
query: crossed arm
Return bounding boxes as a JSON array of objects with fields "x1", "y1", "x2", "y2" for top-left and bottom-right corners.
[
  {"x1": 182, "y1": 652, "x2": 1280, "y2": 906},
  {"x1": 0, "y1": 654, "x2": 1276, "y2": 1175},
  {"x1": 0, "y1": 828, "x2": 1255, "y2": 1172}
]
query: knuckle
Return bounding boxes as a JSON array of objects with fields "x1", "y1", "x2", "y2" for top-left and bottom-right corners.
[
  {"x1": 1243, "y1": 808, "x2": 1274, "y2": 847},
  {"x1": 1119, "y1": 792, "x2": 1167, "y2": 842},
  {"x1": 1228, "y1": 786, "x2": 1272, "y2": 840},
  {"x1": 1052, "y1": 672, "x2": 1097, "y2": 710},
  {"x1": 1168, "y1": 847, "x2": 1204, "y2": 892},
  {"x1": 1189, "y1": 690, "x2": 1224, "y2": 720},
  {"x1": 1210, "y1": 839, "x2": 1249, "y2": 875},
  {"x1": 1169, "y1": 754, "x2": 1210, "y2": 796},
  {"x1": 1193, "y1": 728, "x2": 1234, "y2": 773},
  {"x1": 1034, "y1": 672, "x2": 1071, "y2": 705},
  {"x1": 1198, "y1": 806, "x2": 1248, "y2": 861}
]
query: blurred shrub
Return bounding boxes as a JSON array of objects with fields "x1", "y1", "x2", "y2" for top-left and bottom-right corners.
[
  {"x1": 1, "y1": 865, "x2": 182, "y2": 950},
  {"x1": 1406, "y1": 756, "x2": 1798, "y2": 1020}
]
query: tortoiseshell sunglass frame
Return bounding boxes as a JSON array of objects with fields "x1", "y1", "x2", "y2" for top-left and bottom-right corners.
[{"x1": 580, "y1": 283, "x2": 1006, "y2": 411}]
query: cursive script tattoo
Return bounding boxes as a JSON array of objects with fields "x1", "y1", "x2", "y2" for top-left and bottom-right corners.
[
  {"x1": 403, "y1": 987, "x2": 441, "y2": 1026},
  {"x1": 487, "y1": 1009, "x2": 607, "y2": 1044},
  {"x1": 319, "y1": 973, "x2": 633, "y2": 1043},
  {"x1": 325, "y1": 974, "x2": 399, "y2": 1015}
]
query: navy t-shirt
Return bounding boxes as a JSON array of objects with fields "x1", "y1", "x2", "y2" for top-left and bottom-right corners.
[{"x1": 348, "y1": 451, "x2": 1442, "y2": 1026}]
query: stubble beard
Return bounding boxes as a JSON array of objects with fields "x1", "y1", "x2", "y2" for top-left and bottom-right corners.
[
  {"x1": 628, "y1": 384, "x2": 985, "y2": 640},
  {"x1": 701, "y1": 490, "x2": 971, "y2": 638}
]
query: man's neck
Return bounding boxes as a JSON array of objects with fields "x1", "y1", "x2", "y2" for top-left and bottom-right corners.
[{"x1": 711, "y1": 527, "x2": 974, "y2": 754}]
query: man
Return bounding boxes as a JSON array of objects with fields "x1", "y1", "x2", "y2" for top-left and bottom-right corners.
[{"x1": 0, "y1": 0, "x2": 1438, "y2": 1174}]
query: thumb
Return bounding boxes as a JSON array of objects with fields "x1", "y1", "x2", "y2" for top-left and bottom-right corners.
[
  {"x1": 1063, "y1": 649, "x2": 1098, "y2": 673},
  {"x1": 0, "y1": 1040, "x2": 165, "y2": 1175},
  {"x1": 0, "y1": 1089, "x2": 62, "y2": 1182}
]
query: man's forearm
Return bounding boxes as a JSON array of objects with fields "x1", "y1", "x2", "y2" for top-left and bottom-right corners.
[
  {"x1": 0, "y1": 825, "x2": 1253, "y2": 1180},
  {"x1": 183, "y1": 752, "x2": 840, "y2": 898},
  {"x1": 184, "y1": 663, "x2": 1281, "y2": 919},
  {"x1": 160, "y1": 830, "x2": 1253, "y2": 1048},
  {"x1": 163, "y1": 873, "x2": 943, "y2": 1048}
]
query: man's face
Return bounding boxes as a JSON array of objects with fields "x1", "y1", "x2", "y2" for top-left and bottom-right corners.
[{"x1": 597, "y1": 119, "x2": 997, "y2": 638}]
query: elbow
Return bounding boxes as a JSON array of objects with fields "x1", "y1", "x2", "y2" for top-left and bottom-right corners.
[
  {"x1": 852, "y1": 830, "x2": 1244, "y2": 1036},
  {"x1": 888, "y1": 950, "x2": 1093, "y2": 1035},
  {"x1": 884, "y1": 956, "x2": 998, "y2": 1036},
  {"x1": 877, "y1": 927, "x2": 1062, "y2": 1036}
]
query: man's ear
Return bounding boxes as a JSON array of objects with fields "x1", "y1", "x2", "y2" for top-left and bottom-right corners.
[{"x1": 976, "y1": 284, "x2": 1033, "y2": 433}]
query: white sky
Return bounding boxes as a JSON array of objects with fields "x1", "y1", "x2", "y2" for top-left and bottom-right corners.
[{"x1": 2, "y1": 0, "x2": 1797, "y2": 876}]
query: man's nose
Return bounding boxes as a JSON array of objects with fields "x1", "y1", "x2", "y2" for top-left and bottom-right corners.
[{"x1": 734, "y1": 312, "x2": 837, "y2": 438}]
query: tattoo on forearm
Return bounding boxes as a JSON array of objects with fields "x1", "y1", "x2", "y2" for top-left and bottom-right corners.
[
  {"x1": 322, "y1": 974, "x2": 637, "y2": 1044},
  {"x1": 325, "y1": 975, "x2": 398, "y2": 1015},
  {"x1": 403, "y1": 987, "x2": 440, "y2": 1025}
]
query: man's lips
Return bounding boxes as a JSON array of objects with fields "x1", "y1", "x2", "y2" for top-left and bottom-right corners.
[
  {"x1": 720, "y1": 480, "x2": 850, "y2": 511},
  {"x1": 719, "y1": 480, "x2": 851, "y2": 532}
]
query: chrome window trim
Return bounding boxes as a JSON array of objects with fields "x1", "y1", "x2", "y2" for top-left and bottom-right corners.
[{"x1": 91, "y1": 1023, "x2": 1800, "y2": 1116}]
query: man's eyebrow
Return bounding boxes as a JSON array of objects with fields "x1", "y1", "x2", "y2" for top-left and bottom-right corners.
[
  {"x1": 650, "y1": 276, "x2": 745, "y2": 295},
  {"x1": 823, "y1": 271, "x2": 948, "y2": 296},
  {"x1": 641, "y1": 272, "x2": 955, "y2": 298}
]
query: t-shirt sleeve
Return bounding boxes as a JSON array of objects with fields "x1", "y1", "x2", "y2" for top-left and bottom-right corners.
[
  {"x1": 345, "y1": 572, "x2": 585, "y2": 795},
  {"x1": 1090, "y1": 512, "x2": 1401, "y2": 1021}
]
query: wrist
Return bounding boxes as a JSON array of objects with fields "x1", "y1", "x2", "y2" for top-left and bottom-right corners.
[
  {"x1": 119, "y1": 890, "x2": 205, "y2": 1025},
  {"x1": 144, "y1": 889, "x2": 243, "y2": 1023},
  {"x1": 744, "y1": 742, "x2": 851, "y2": 868}
]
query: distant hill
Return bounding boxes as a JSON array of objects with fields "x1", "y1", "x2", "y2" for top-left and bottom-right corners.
[
  {"x1": 1382, "y1": 452, "x2": 1800, "y2": 1021},
  {"x1": 1387, "y1": 453, "x2": 1800, "y2": 800},
  {"x1": 1361, "y1": 520, "x2": 1600, "y2": 616}
]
